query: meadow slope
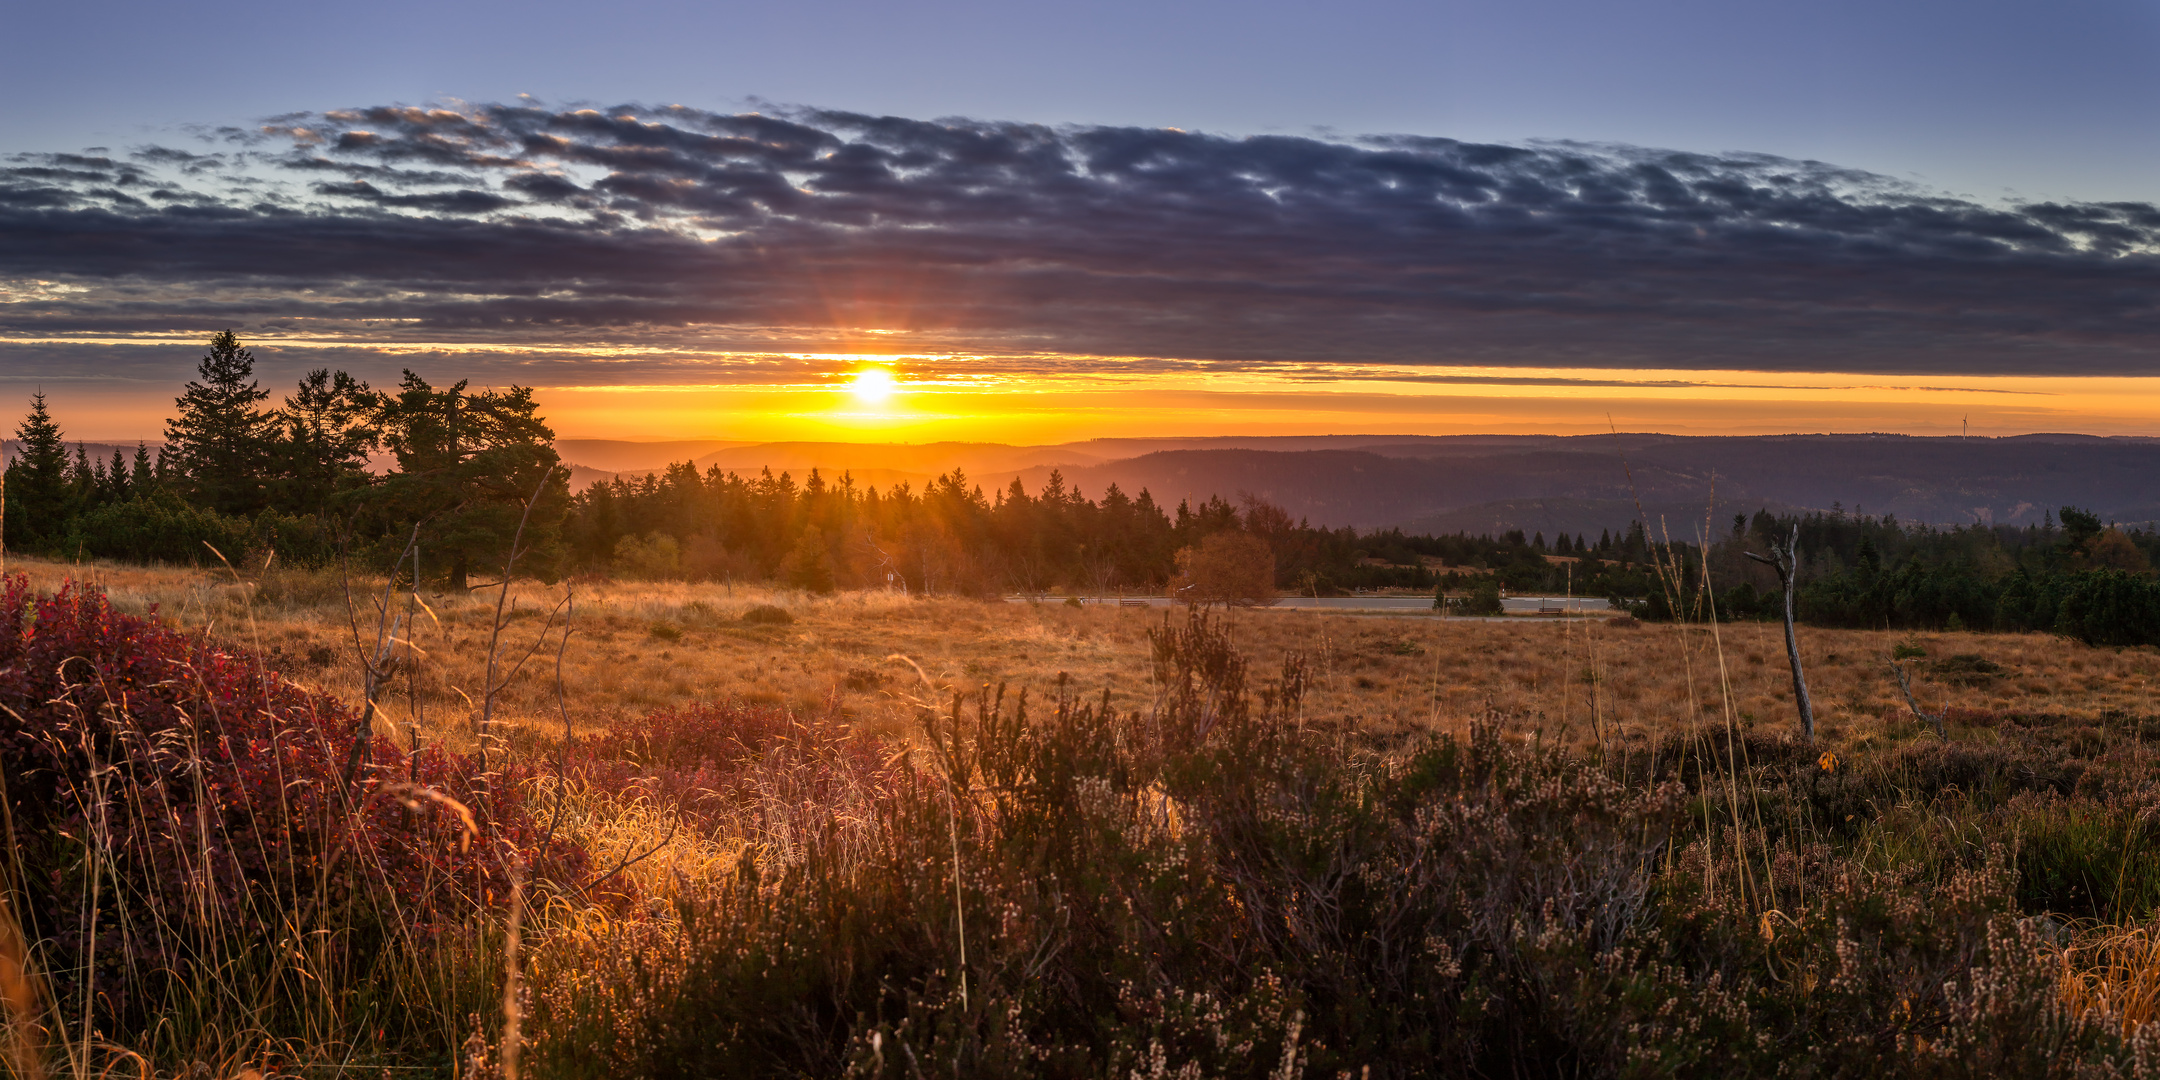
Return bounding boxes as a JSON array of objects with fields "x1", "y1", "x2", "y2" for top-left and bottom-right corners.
[{"x1": 24, "y1": 555, "x2": 2150, "y2": 753}]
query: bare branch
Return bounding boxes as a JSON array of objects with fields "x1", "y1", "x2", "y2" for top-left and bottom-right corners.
[
  {"x1": 538, "y1": 584, "x2": 576, "y2": 861},
  {"x1": 1892, "y1": 662, "x2": 1946, "y2": 740},
  {"x1": 479, "y1": 467, "x2": 559, "y2": 770},
  {"x1": 582, "y1": 817, "x2": 680, "y2": 894}
]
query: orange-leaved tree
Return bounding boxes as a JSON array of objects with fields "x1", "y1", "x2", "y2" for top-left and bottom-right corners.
[{"x1": 1171, "y1": 531, "x2": 1277, "y2": 607}]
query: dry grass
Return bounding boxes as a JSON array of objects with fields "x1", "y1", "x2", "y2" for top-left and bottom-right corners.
[
  {"x1": 18, "y1": 554, "x2": 2160, "y2": 1070},
  {"x1": 2060, "y1": 924, "x2": 2160, "y2": 1029},
  {"x1": 16, "y1": 555, "x2": 2156, "y2": 761}
]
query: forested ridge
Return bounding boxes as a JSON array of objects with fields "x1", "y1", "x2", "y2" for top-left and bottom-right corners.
[{"x1": 13, "y1": 332, "x2": 2160, "y2": 644}]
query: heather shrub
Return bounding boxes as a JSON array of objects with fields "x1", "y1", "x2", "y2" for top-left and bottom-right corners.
[
  {"x1": 0, "y1": 574, "x2": 582, "y2": 1062},
  {"x1": 570, "y1": 698, "x2": 898, "y2": 838},
  {"x1": 531, "y1": 617, "x2": 1689, "y2": 1077},
  {"x1": 529, "y1": 613, "x2": 2160, "y2": 1079}
]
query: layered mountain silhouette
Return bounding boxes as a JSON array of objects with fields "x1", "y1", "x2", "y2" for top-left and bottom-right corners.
[
  {"x1": 561, "y1": 432, "x2": 2160, "y2": 537},
  {"x1": 29, "y1": 430, "x2": 2155, "y2": 540}
]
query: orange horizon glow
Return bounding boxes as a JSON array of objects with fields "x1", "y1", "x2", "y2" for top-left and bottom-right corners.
[
  {"x1": 20, "y1": 346, "x2": 2160, "y2": 444},
  {"x1": 528, "y1": 363, "x2": 2160, "y2": 444}
]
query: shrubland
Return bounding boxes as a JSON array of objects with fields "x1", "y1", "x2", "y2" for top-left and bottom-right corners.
[{"x1": 7, "y1": 554, "x2": 2160, "y2": 1077}]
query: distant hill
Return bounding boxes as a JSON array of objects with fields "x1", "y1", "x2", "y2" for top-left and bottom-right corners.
[
  {"x1": 56, "y1": 431, "x2": 2146, "y2": 540},
  {"x1": 1391, "y1": 498, "x2": 1817, "y2": 542},
  {"x1": 1048, "y1": 434, "x2": 2160, "y2": 534},
  {"x1": 569, "y1": 432, "x2": 2160, "y2": 537},
  {"x1": 554, "y1": 440, "x2": 750, "y2": 473},
  {"x1": 551, "y1": 435, "x2": 1468, "y2": 491}
]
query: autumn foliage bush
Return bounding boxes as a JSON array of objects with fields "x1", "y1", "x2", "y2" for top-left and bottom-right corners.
[{"x1": 0, "y1": 574, "x2": 580, "y2": 1055}]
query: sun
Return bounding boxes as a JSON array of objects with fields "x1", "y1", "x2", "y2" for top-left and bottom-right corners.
[{"x1": 848, "y1": 367, "x2": 897, "y2": 405}]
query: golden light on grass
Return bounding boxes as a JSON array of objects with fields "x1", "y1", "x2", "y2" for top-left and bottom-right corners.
[
  {"x1": 20, "y1": 554, "x2": 2158, "y2": 755},
  {"x1": 23, "y1": 551, "x2": 2160, "y2": 1067}
]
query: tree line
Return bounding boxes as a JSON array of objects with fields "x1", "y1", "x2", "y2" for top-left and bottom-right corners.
[
  {"x1": 1632, "y1": 506, "x2": 2160, "y2": 646},
  {"x1": 17, "y1": 332, "x2": 1629, "y2": 599},
  {"x1": 15, "y1": 331, "x2": 2160, "y2": 644},
  {"x1": 567, "y1": 458, "x2": 1677, "y2": 599},
  {"x1": 6, "y1": 331, "x2": 562, "y2": 587}
]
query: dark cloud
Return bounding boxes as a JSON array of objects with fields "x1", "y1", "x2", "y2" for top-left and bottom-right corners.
[
  {"x1": 2, "y1": 102, "x2": 2158, "y2": 376},
  {"x1": 310, "y1": 179, "x2": 518, "y2": 214}
]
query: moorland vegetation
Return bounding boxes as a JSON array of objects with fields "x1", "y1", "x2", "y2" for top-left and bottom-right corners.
[{"x1": 9, "y1": 557, "x2": 2160, "y2": 1077}]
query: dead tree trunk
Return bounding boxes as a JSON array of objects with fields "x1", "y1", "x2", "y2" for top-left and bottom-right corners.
[{"x1": 1747, "y1": 522, "x2": 1816, "y2": 743}]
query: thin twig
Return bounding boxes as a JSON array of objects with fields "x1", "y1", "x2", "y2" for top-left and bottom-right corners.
[
  {"x1": 1892, "y1": 662, "x2": 1946, "y2": 739},
  {"x1": 583, "y1": 819, "x2": 680, "y2": 892},
  {"x1": 479, "y1": 469, "x2": 557, "y2": 764},
  {"x1": 538, "y1": 585, "x2": 576, "y2": 860}
]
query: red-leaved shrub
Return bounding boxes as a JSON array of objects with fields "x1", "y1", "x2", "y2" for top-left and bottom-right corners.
[{"x1": 0, "y1": 575, "x2": 582, "y2": 1028}]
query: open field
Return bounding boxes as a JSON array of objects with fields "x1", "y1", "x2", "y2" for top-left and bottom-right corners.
[
  {"x1": 18, "y1": 555, "x2": 2160, "y2": 1077},
  {"x1": 23, "y1": 554, "x2": 2155, "y2": 754}
]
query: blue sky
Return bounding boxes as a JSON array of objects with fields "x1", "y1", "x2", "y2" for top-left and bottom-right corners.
[{"x1": 11, "y1": 0, "x2": 2159, "y2": 204}]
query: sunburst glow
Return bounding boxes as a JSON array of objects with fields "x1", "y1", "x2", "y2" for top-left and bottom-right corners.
[{"x1": 848, "y1": 367, "x2": 898, "y2": 405}]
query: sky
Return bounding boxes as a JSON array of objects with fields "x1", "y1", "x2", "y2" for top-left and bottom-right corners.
[{"x1": 3, "y1": 0, "x2": 2158, "y2": 442}]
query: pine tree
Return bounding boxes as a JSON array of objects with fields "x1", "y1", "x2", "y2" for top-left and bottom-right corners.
[
  {"x1": 369, "y1": 370, "x2": 565, "y2": 589},
  {"x1": 5, "y1": 393, "x2": 71, "y2": 551},
  {"x1": 130, "y1": 443, "x2": 157, "y2": 495},
  {"x1": 270, "y1": 368, "x2": 379, "y2": 515},
  {"x1": 778, "y1": 524, "x2": 838, "y2": 593},
  {"x1": 164, "y1": 330, "x2": 278, "y2": 516},
  {"x1": 107, "y1": 447, "x2": 130, "y2": 503},
  {"x1": 70, "y1": 444, "x2": 96, "y2": 512}
]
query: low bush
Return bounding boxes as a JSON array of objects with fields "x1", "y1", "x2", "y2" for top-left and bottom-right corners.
[
  {"x1": 2058, "y1": 568, "x2": 2160, "y2": 648},
  {"x1": 741, "y1": 604, "x2": 795, "y2": 625},
  {"x1": 62, "y1": 491, "x2": 252, "y2": 565},
  {"x1": 1463, "y1": 577, "x2": 1503, "y2": 616},
  {"x1": 570, "y1": 698, "x2": 897, "y2": 835},
  {"x1": 60, "y1": 493, "x2": 341, "y2": 569},
  {"x1": 0, "y1": 575, "x2": 583, "y2": 1064},
  {"x1": 1932, "y1": 651, "x2": 2010, "y2": 686},
  {"x1": 529, "y1": 613, "x2": 2160, "y2": 1078}
]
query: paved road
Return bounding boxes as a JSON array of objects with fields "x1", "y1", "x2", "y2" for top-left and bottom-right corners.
[{"x1": 1009, "y1": 595, "x2": 1620, "y2": 618}]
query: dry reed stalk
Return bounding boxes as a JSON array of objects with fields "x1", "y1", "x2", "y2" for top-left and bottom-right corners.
[
  {"x1": 1697, "y1": 517, "x2": 1766, "y2": 911},
  {"x1": 345, "y1": 524, "x2": 422, "y2": 772},
  {"x1": 499, "y1": 854, "x2": 524, "y2": 1080},
  {"x1": 2059, "y1": 925, "x2": 2160, "y2": 1029},
  {"x1": 0, "y1": 890, "x2": 44, "y2": 1080},
  {"x1": 479, "y1": 471, "x2": 561, "y2": 761},
  {"x1": 948, "y1": 795, "x2": 968, "y2": 1014}
]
